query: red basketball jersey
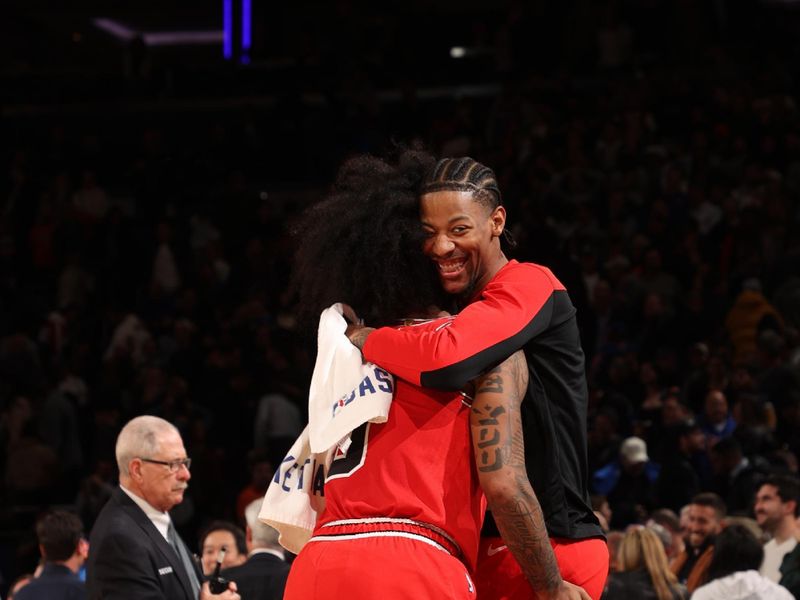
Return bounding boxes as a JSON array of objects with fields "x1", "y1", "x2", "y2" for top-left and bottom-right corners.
[{"x1": 315, "y1": 378, "x2": 486, "y2": 572}]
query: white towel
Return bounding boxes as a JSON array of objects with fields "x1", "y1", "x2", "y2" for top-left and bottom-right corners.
[
  {"x1": 308, "y1": 303, "x2": 394, "y2": 453},
  {"x1": 258, "y1": 425, "x2": 320, "y2": 553},
  {"x1": 259, "y1": 303, "x2": 395, "y2": 553}
]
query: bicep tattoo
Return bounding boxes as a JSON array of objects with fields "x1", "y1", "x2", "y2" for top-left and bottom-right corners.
[
  {"x1": 471, "y1": 353, "x2": 528, "y2": 472},
  {"x1": 472, "y1": 402, "x2": 507, "y2": 472}
]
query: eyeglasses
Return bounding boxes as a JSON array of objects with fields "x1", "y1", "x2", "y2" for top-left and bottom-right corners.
[{"x1": 139, "y1": 457, "x2": 192, "y2": 472}]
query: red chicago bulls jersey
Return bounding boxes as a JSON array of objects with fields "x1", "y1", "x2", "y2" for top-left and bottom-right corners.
[{"x1": 314, "y1": 378, "x2": 486, "y2": 572}]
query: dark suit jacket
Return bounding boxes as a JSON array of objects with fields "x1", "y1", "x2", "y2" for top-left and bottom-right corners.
[
  {"x1": 14, "y1": 563, "x2": 87, "y2": 600},
  {"x1": 87, "y1": 487, "x2": 203, "y2": 600},
  {"x1": 220, "y1": 552, "x2": 290, "y2": 600}
]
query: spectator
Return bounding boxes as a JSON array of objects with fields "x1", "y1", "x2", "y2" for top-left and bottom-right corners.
[
  {"x1": 655, "y1": 420, "x2": 704, "y2": 514},
  {"x1": 709, "y1": 436, "x2": 765, "y2": 515},
  {"x1": 724, "y1": 516, "x2": 765, "y2": 542},
  {"x1": 647, "y1": 509, "x2": 685, "y2": 561},
  {"x1": 220, "y1": 499, "x2": 290, "y2": 600},
  {"x1": 252, "y1": 391, "x2": 302, "y2": 468},
  {"x1": 780, "y1": 538, "x2": 800, "y2": 598},
  {"x1": 754, "y1": 475, "x2": 799, "y2": 582},
  {"x1": 4, "y1": 396, "x2": 61, "y2": 504},
  {"x1": 691, "y1": 524, "x2": 793, "y2": 600},
  {"x1": 592, "y1": 495, "x2": 613, "y2": 533},
  {"x1": 86, "y1": 415, "x2": 239, "y2": 600},
  {"x1": 75, "y1": 459, "x2": 115, "y2": 532},
  {"x1": 603, "y1": 527, "x2": 687, "y2": 600},
  {"x1": 606, "y1": 531, "x2": 625, "y2": 573},
  {"x1": 593, "y1": 436, "x2": 660, "y2": 528},
  {"x1": 678, "y1": 505, "x2": 690, "y2": 542},
  {"x1": 235, "y1": 449, "x2": 272, "y2": 525},
  {"x1": 38, "y1": 383, "x2": 85, "y2": 496},
  {"x1": 724, "y1": 278, "x2": 783, "y2": 365},
  {"x1": 669, "y1": 492, "x2": 726, "y2": 593},
  {"x1": 14, "y1": 510, "x2": 88, "y2": 600},
  {"x1": 699, "y1": 389, "x2": 736, "y2": 446},
  {"x1": 6, "y1": 574, "x2": 35, "y2": 600},
  {"x1": 199, "y1": 521, "x2": 247, "y2": 576},
  {"x1": 588, "y1": 408, "x2": 623, "y2": 475}
]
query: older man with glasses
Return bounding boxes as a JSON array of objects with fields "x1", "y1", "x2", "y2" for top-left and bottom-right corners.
[{"x1": 87, "y1": 415, "x2": 240, "y2": 600}]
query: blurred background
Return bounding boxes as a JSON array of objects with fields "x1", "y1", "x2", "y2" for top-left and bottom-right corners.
[{"x1": 2, "y1": 0, "x2": 800, "y2": 594}]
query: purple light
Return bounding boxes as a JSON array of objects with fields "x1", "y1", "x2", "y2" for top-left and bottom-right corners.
[
  {"x1": 241, "y1": 0, "x2": 251, "y2": 52},
  {"x1": 223, "y1": 0, "x2": 233, "y2": 59},
  {"x1": 144, "y1": 31, "x2": 223, "y2": 46},
  {"x1": 93, "y1": 18, "x2": 137, "y2": 41},
  {"x1": 94, "y1": 18, "x2": 223, "y2": 47}
]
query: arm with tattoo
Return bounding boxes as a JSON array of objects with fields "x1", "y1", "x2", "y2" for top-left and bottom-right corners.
[
  {"x1": 470, "y1": 352, "x2": 588, "y2": 600},
  {"x1": 345, "y1": 324, "x2": 374, "y2": 351}
]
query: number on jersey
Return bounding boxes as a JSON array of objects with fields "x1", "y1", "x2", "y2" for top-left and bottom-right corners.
[{"x1": 326, "y1": 422, "x2": 370, "y2": 480}]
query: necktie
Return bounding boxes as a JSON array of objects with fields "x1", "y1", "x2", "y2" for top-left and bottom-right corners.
[{"x1": 168, "y1": 521, "x2": 201, "y2": 599}]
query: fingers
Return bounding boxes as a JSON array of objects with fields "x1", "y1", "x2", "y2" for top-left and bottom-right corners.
[
  {"x1": 200, "y1": 580, "x2": 240, "y2": 600},
  {"x1": 340, "y1": 303, "x2": 361, "y2": 325}
]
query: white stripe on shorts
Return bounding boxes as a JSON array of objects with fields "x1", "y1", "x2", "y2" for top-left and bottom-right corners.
[{"x1": 308, "y1": 530, "x2": 450, "y2": 554}]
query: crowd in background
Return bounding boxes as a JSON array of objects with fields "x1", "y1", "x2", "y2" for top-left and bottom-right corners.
[{"x1": 2, "y1": 0, "x2": 800, "y2": 597}]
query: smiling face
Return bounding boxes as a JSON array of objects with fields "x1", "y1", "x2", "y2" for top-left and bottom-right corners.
[
  {"x1": 687, "y1": 503, "x2": 722, "y2": 548},
  {"x1": 420, "y1": 190, "x2": 507, "y2": 298}
]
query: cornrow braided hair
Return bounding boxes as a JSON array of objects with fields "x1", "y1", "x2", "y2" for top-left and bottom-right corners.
[
  {"x1": 421, "y1": 157, "x2": 502, "y2": 209},
  {"x1": 422, "y1": 156, "x2": 516, "y2": 248}
]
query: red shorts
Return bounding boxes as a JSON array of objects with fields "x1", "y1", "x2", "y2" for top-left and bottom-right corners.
[
  {"x1": 474, "y1": 537, "x2": 608, "y2": 600},
  {"x1": 284, "y1": 535, "x2": 477, "y2": 599}
]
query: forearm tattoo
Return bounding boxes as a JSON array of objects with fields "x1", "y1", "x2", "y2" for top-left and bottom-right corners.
[
  {"x1": 347, "y1": 326, "x2": 375, "y2": 350},
  {"x1": 471, "y1": 352, "x2": 563, "y2": 593},
  {"x1": 494, "y1": 477, "x2": 562, "y2": 593}
]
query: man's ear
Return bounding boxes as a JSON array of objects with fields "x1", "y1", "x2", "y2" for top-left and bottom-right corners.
[
  {"x1": 77, "y1": 537, "x2": 90, "y2": 559},
  {"x1": 129, "y1": 459, "x2": 143, "y2": 482},
  {"x1": 490, "y1": 206, "x2": 506, "y2": 237}
]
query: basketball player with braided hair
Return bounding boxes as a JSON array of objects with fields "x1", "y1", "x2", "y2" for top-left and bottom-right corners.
[
  {"x1": 284, "y1": 150, "x2": 586, "y2": 600},
  {"x1": 347, "y1": 157, "x2": 608, "y2": 600}
]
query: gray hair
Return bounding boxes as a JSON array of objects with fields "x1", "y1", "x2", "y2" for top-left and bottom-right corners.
[
  {"x1": 244, "y1": 498, "x2": 281, "y2": 550},
  {"x1": 116, "y1": 415, "x2": 180, "y2": 477}
]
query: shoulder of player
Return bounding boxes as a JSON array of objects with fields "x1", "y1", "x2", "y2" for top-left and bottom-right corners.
[
  {"x1": 500, "y1": 350, "x2": 528, "y2": 393},
  {"x1": 474, "y1": 350, "x2": 528, "y2": 398},
  {"x1": 487, "y1": 260, "x2": 565, "y2": 292}
]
